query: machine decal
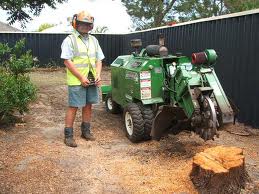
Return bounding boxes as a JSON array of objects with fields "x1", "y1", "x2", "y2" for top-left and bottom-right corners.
[
  {"x1": 125, "y1": 71, "x2": 138, "y2": 82},
  {"x1": 154, "y1": 67, "x2": 162, "y2": 73},
  {"x1": 140, "y1": 71, "x2": 151, "y2": 79},
  {"x1": 141, "y1": 87, "x2": 151, "y2": 99},
  {"x1": 131, "y1": 61, "x2": 142, "y2": 67},
  {"x1": 140, "y1": 71, "x2": 151, "y2": 99},
  {"x1": 140, "y1": 79, "x2": 151, "y2": 87}
]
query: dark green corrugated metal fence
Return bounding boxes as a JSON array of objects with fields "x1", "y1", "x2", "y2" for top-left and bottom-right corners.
[{"x1": 0, "y1": 10, "x2": 258, "y2": 128}]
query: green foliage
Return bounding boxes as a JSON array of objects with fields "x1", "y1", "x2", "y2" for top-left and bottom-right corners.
[
  {"x1": 12, "y1": 38, "x2": 26, "y2": 56},
  {"x1": 7, "y1": 51, "x2": 34, "y2": 76},
  {"x1": 122, "y1": 0, "x2": 259, "y2": 30},
  {"x1": 0, "y1": 43, "x2": 11, "y2": 58},
  {"x1": 0, "y1": 39, "x2": 37, "y2": 122},
  {"x1": 38, "y1": 23, "x2": 56, "y2": 32},
  {"x1": 2, "y1": 39, "x2": 34, "y2": 76},
  {"x1": 0, "y1": 43, "x2": 12, "y2": 67},
  {"x1": 0, "y1": 74, "x2": 37, "y2": 117},
  {"x1": 1, "y1": 0, "x2": 68, "y2": 28},
  {"x1": 121, "y1": 0, "x2": 175, "y2": 30},
  {"x1": 93, "y1": 26, "x2": 109, "y2": 33},
  {"x1": 224, "y1": 0, "x2": 259, "y2": 12},
  {"x1": 175, "y1": 0, "x2": 226, "y2": 22},
  {"x1": 175, "y1": 0, "x2": 259, "y2": 22}
]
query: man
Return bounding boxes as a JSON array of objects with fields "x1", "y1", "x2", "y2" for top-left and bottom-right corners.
[{"x1": 61, "y1": 10, "x2": 104, "y2": 147}]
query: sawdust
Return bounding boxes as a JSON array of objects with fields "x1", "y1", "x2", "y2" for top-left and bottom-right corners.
[{"x1": 0, "y1": 68, "x2": 258, "y2": 193}]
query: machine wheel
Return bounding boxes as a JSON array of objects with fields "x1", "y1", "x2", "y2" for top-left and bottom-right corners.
[
  {"x1": 123, "y1": 103, "x2": 145, "y2": 143},
  {"x1": 140, "y1": 105, "x2": 154, "y2": 140},
  {"x1": 105, "y1": 93, "x2": 121, "y2": 114}
]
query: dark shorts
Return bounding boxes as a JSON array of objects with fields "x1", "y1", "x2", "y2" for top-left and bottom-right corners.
[{"x1": 68, "y1": 85, "x2": 99, "y2": 107}]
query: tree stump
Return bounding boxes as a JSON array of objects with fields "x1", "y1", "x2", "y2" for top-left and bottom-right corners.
[{"x1": 190, "y1": 146, "x2": 249, "y2": 194}]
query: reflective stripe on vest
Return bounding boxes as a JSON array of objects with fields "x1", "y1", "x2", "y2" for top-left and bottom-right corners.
[
  {"x1": 74, "y1": 64, "x2": 89, "y2": 68},
  {"x1": 67, "y1": 33, "x2": 97, "y2": 85}
]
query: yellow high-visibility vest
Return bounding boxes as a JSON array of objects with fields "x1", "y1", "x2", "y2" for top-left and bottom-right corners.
[{"x1": 67, "y1": 32, "x2": 97, "y2": 85}]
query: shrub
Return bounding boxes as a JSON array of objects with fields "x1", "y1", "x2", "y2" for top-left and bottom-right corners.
[{"x1": 0, "y1": 39, "x2": 37, "y2": 122}]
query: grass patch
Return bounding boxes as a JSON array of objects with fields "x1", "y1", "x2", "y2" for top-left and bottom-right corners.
[{"x1": 29, "y1": 68, "x2": 66, "y2": 87}]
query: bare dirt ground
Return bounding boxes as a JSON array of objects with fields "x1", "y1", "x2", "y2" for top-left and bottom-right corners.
[{"x1": 0, "y1": 68, "x2": 258, "y2": 194}]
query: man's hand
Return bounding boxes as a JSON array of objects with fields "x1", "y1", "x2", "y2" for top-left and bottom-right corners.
[
  {"x1": 95, "y1": 74, "x2": 101, "y2": 87},
  {"x1": 80, "y1": 76, "x2": 90, "y2": 87}
]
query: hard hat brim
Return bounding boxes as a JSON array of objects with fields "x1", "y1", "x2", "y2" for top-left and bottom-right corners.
[{"x1": 77, "y1": 20, "x2": 93, "y2": 24}]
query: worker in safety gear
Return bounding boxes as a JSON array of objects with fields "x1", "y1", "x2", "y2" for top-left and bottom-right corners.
[{"x1": 60, "y1": 10, "x2": 105, "y2": 147}]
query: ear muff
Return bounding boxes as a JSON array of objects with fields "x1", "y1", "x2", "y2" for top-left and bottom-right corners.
[
  {"x1": 72, "y1": 14, "x2": 77, "y2": 29},
  {"x1": 72, "y1": 13, "x2": 94, "y2": 30},
  {"x1": 89, "y1": 17, "x2": 94, "y2": 30}
]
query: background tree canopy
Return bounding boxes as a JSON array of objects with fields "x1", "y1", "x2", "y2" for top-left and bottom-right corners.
[
  {"x1": 122, "y1": 0, "x2": 259, "y2": 30},
  {"x1": 93, "y1": 26, "x2": 109, "y2": 33},
  {"x1": 176, "y1": 0, "x2": 259, "y2": 22},
  {"x1": 1, "y1": 0, "x2": 67, "y2": 28},
  {"x1": 2, "y1": 0, "x2": 259, "y2": 30}
]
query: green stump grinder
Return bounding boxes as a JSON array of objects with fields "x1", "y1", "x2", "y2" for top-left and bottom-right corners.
[{"x1": 102, "y1": 38, "x2": 237, "y2": 143}]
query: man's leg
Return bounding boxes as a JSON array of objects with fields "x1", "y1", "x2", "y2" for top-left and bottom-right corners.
[
  {"x1": 64, "y1": 107, "x2": 78, "y2": 147},
  {"x1": 81, "y1": 104, "x2": 95, "y2": 140},
  {"x1": 82, "y1": 104, "x2": 92, "y2": 123}
]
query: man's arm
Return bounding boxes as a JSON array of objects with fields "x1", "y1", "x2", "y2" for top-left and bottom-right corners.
[
  {"x1": 95, "y1": 60, "x2": 102, "y2": 82},
  {"x1": 92, "y1": 36, "x2": 104, "y2": 86},
  {"x1": 64, "y1": 59, "x2": 89, "y2": 86}
]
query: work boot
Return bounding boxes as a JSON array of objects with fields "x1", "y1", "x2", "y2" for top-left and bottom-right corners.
[
  {"x1": 64, "y1": 127, "x2": 77, "y2": 147},
  {"x1": 81, "y1": 122, "x2": 95, "y2": 141}
]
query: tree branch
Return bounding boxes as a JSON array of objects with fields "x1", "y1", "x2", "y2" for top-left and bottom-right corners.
[{"x1": 162, "y1": 0, "x2": 177, "y2": 19}]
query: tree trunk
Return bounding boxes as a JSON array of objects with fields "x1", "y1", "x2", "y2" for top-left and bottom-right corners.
[{"x1": 190, "y1": 146, "x2": 249, "y2": 194}]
